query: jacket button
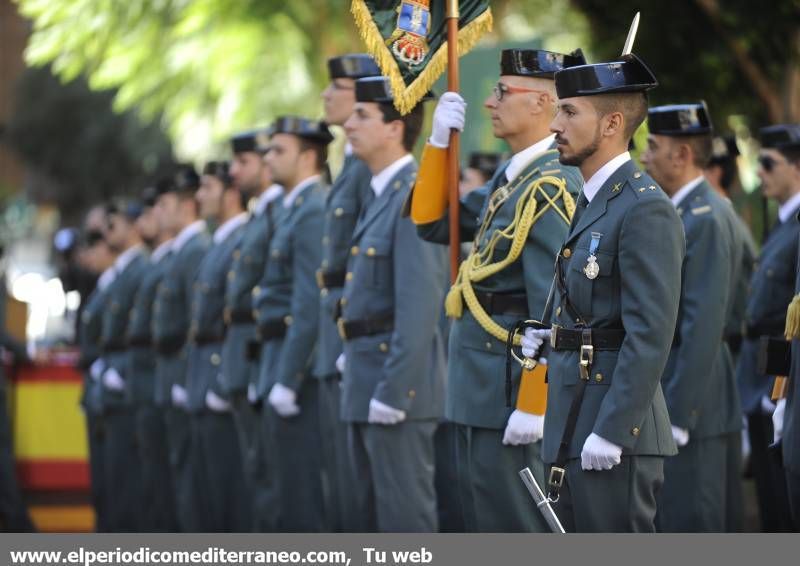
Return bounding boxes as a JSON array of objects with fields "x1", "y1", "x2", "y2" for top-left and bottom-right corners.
[
  {"x1": 351, "y1": 246, "x2": 360, "y2": 255},
  {"x1": 321, "y1": 260, "x2": 329, "y2": 269},
  {"x1": 563, "y1": 248, "x2": 572, "y2": 258},
  {"x1": 252, "y1": 309, "x2": 259, "y2": 320},
  {"x1": 272, "y1": 250, "x2": 280, "y2": 258},
  {"x1": 340, "y1": 298, "x2": 348, "y2": 307},
  {"x1": 322, "y1": 236, "x2": 330, "y2": 245},
  {"x1": 210, "y1": 353, "x2": 221, "y2": 366},
  {"x1": 228, "y1": 271, "x2": 235, "y2": 281},
  {"x1": 595, "y1": 373, "x2": 603, "y2": 382},
  {"x1": 379, "y1": 343, "x2": 389, "y2": 352},
  {"x1": 633, "y1": 171, "x2": 642, "y2": 179},
  {"x1": 252, "y1": 286, "x2": 261, "y2": 297},
  {"x1": 334, "y1": 207, "x2": 344, "y2": 217},
  {"x1": 631, "y1": 427, "x2": 640, "y2": 436},
  {"x1": 284, "y1": 316, "x2": 293, "y2": 326},
  {"x1": 345, "y1": 272, "x2": 353, "y2": 281},
  {"x1": 485, "y1": 342, "x2": 492, "y2": 350},
  {"x1": 367, "y1": 247, "x2": 376, "y2": 257},
  {"x1": 408, "y1": 389, "x2": 416, "y2": 398},
  {"x1": 320, "y1": 288, "x2": 329, "y2": 297},
  {"x1": 556, "y1": 306, "x2": 562, "y2": 316}
]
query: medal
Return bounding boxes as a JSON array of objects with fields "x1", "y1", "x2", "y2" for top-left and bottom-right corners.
[
  {"x1": 584, "y1": 232, "x2": 603, "y2": 280},
  {"x1": 583, "y1": 255, "x2": 599, "y2": 279}
]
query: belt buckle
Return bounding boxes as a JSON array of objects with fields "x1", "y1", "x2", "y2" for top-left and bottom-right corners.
[
  {"x1": 548, "y1": 466, "x2": 565, "y2": 488},
  {"x1": 315, "y1": 269, "x2": 325, "y2": 290},
  {"x1": 550, "y1": 324, "x2": 560, "y2": 349},
  {"x1": 336, "y1": 318, "x2": 347, "y2": 341}
]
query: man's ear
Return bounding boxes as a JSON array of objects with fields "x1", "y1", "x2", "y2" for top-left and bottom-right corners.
[{"x1": 602, "y1": 111, "x2": 624, "y2": 139}]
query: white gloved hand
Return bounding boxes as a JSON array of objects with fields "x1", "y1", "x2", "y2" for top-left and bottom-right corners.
[
  {"x1": 205, "y1": 390, "x2": 232, "y2": 413},
  {"x1": 89, "y1": 358, "x2": 106, "y2": 381},
  {"x1": 171, "y1": 384, "x2": 188, "y2": 408},
  {"x1": 671, "y1": 425, "x2": 690, "y2": 447},
  {"x1": 247, "y1": 382, "x2": 258, "y2": 404},
  {"x1": 429, "y1": 92, "x2": 466, "y2": 148},
  {"x1": 580, "y1": 432, "x2": 623, "y2": 471},
  {"x1": 761, "y1": 395, "x2": 777, "y2": 414},
  {"x1": 335, "y1": 353, "x2": 346, "y2": 374},
  {"x1": 268, "y1": 383, "x2": 301, "y2": 417},
  {"x1": 521, "y1": 328, "x2": 550, "y2": 359},
  {"x1": 773, "y1": 398, "x2": 786, "y2": 444},
  {"x1": 368, "y1": 398, "x2": 407, "y2": 425},
  {"x1": 101, "y1": 367, "x2": 125, "y2": 391},
  {"x1": 502, "y1": 410, "x2": 544, "y2": 445}
]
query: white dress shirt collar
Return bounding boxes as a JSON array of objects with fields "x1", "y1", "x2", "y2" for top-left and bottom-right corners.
[
  {"x1": 371, "y1": 154, "x2": 415, "y2": 198},
  {"x1": 582, "y1": 151, "x2": 632, "y2": 203},
  {"x1": 344, "y1": 143, "x2": 354, "y2": 157},
  {"x1": 671, "y1": 175, "x2": 706, "y2": 208},
  {"x1": 172, "y1": 220, "x2": 206, "y2": 253},
  {"x1": 283, "y1": 175, "x2": 321, "y2": 209},
  {"x1": 97, "y1": 267, "x2": 116, "y2": 291},
  {"x1": 779, "y1": 191, "x2": 800, "y2": 224},
  {"x1": 213, "y1": 212, "x2": 248, "y2": 244},
  {"x1": 113, "y1": 244, "x2": 143, "y2": 273},
  {"x1": 504, "y1": 134, "x2": 556, "y2": 183},
  {"x1": 255, "y1": 184, "x2": 283, "y2": 216},
  {"x1": 150, "y1": 239, "x2": 173, "y2": 263}
]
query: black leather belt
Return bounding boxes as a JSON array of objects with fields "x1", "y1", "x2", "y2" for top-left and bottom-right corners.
[
  {"x1": 316, "y1": 269, "x2": 346, "y2": 290},
  {"x1": 103, "y1": 342, "x2": 126, "y2": 353},
  {"x1": 474, "y1": 291, "x2": 529, "y2": 317},
  {"x1": 746, "y1": 323, "x2": 785, "y2": 340},
  {"x1": 258, "y1": 319, "x2": 287, "y2": 342},
  {"x1": 194, "y1": 334, "x2": 224, "y2": 346},
  {"x1": 154, "y1": 337, "x2": 185, "y2": 356},
  {"x1": 229, "y1": 310, "x2": 254, "y2": 324},
  {"x1": 550, "y1": 326, "x2": 626, "y2": 351},
  {"x1": 337, "y1": 313, "x2": 394, "y2": 341},
  {"x1": 128, "y1": 337, "x2": 151, "y2": 348}
]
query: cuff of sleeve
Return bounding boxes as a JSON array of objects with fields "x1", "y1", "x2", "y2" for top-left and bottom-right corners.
[
  {"x1": 409, "y1": 144, "x2": 449, "y2": 224},
  {"x1": 372, "y1": 380, "x2": 411, "y2": 413}
]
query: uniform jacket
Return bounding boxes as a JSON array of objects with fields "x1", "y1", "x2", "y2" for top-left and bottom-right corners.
[
  {"x1": 782, "y1": 230, "x2": 800, "y2": 473},
  {"x1": 661, "y1": 180, "x2": 740, "y2": 438},
  {"x1": 340, "y1": 160, "x2": 448, "y2": 422},
  {"x1": 418, "y1": 147, "x2": 582, "y2": 429},
  {"x1": 253, "y1": 180, "x2": 327, "y2": 396},
  {"x1": 736, "y1": 203, "x2": 800, "y2": 414},
  {"x1": 542, "y1": 159, "x2": 685, "y2": 462},
  {"x1": 314, "y1": 153, "x2": 373, "y2": 379}
]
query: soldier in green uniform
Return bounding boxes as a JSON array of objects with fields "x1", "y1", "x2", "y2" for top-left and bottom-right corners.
[
  {"x1": 339, "y1": 76, "x2": 446, "y2": 532},
  {"x1": 254, "y1": 116, "x2": 332, "y2": 531},
  {"x1": 78, "y1": 227, "x2": 117, "y2": 532},
  {"x1": 97, "y1": 201, "x2": 148, "y2": 531},
  {"x1": 183, "y1": 161, "x2": 250, "y2": 531},
  {"x1": 640, "y1": 103, "x2": 742, "y2": 531},
  {"x1": 408, "y1": 49, "x2": 585, "y2": 532},
  {"x1": 152, "y1": 166, "x2": 210, "y2": 532},
  {"x1": 736, "y1": 124, "x2": 800, "y2": 531},
  {"x1": 536, "y1": 52, "x2": 685, "y2": 532},
  {"x1": 222, "y1": 129, "x2": 283, "y2": 531},
  {"x1": 125, "y1": 184, "x2": 177, "y2": 531},
  {"x1": 315, "y1": 53, "x2": 379, "y2": 532}
]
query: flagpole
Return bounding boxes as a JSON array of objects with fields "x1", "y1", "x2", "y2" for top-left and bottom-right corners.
[{"x1": 446, "y1": 0, "x2": 460, "y2": 283}]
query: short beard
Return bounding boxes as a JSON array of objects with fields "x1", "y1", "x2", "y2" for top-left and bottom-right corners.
[{"x1": 559, "y1": 124, "x2": 602, "y2": 167}]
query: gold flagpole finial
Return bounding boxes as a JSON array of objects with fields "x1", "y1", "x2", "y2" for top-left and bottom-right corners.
[{"x1": 621, "y1": 12, "x2": 640, "y2": 56}]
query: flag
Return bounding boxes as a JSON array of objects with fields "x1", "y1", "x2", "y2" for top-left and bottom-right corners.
[{"x1": 351, "y1": 0, "x2": 493, "y2": 114}]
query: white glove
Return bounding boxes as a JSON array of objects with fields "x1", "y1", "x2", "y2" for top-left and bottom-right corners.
[
  {"x1": 368, "y1": 398, "x2": 407, "y2": 425},
  {"x1": 101, "y1": 367, "x2": 125, "y2": 391},
  {"x1": 171, "y1": 384, "x2": 188, "y2": 408},
  {"x1": 205, "y1": 390, "x2": 232, "y2": 413},
  {"x1": 671, "y1": 425, "x2": 690, "y2": 447},
  {"x1": 89, "y1": 358, "x2": 106, "y2": 381},
  {"x1": 761, "y1": 394, "x2": 777, "y2": 414},
  {"x1": 429, "y1": 92, "x2": 466, "y2": 148},
  {"x1": 773, "y1": 398, "x2": 786, "y2": 444},
  {"x1": 247, "y1": 382, "x2": 258, "y2": 404},
  {"x1": 335, "y1": 353, "x2": 346, "y2": 374},
  {"x1": 268, "y1": 383, "x2": 301, "y2": 417},
  {"x1": 502, "y1": 410, "x2": 544, "y2": 445},
  {"x1": 580, "y1": 432, "x2": 623, "y2": 471},
  {"x1": 521, "y1": 328, "x2": 550, "y2": 359}
]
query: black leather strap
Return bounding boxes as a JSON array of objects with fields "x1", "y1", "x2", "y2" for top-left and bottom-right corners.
[
  {"x1": 550, "y1": 327, "x2": 626, "y2": 351},
  {"x1": 338, "y1": 313, "x2": 394, "y2": 341},
  {"x1": 474, "y1": 291, "x2": 529, "y2": 317}
]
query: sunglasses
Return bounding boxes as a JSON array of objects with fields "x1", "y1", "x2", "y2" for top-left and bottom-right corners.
[{"x1": 492, "y1": 82, "x2": 550, "y2": 102}]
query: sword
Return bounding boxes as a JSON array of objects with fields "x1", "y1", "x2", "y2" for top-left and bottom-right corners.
[
  {"x1": 519, "y1": 467, "x2": 566, "y2": 533},
  {"x1": 621, "y1": 12, "x2": 640, "y2": 56}
]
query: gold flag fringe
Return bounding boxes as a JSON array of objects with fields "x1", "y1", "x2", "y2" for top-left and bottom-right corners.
[
  {"x1": 351, "y1": 0, "x2": 493, "y2": 115},
  {"x1": 785, "y1": 294, "x2": 800, "y2": 340}
]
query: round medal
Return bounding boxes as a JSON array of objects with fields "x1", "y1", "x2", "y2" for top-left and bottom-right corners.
[{"x1": 583, "y1": 256, "x2": 600, "y2": 280}]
